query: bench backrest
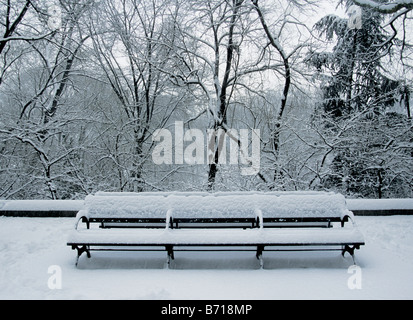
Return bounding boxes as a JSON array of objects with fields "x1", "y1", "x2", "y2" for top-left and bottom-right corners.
[{"x1": 79, "y1": 191, "x2": 353, "y2": 224}]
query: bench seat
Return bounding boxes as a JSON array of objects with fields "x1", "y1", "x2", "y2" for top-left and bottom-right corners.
[{"x1": 68, "y1": 227, "x2": 364, "y2": 247}]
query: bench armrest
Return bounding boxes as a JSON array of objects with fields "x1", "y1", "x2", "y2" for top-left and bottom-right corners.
[{"x1": 74, "y1": 210, "x2": 90, "y2": 230}]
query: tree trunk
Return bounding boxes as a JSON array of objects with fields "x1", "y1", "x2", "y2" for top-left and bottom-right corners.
[
  {"x1": 207, "y1": 0, "x2": 244, "y2": 190},
  {"x1": 252, "y1": 0, "x2": 291, "y2": 185}
]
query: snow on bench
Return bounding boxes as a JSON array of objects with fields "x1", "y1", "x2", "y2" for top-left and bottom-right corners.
[
  {"x1": 75, "y1": 191, "x2": 353, "y2": 226},
  {"x1": 67, "y1": 191, "x2": 365, "y2": 267}
]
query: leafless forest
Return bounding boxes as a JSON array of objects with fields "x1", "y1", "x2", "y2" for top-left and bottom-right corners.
[{"x1": 1, "y1": 0, "x2": 412, "y2": 199}]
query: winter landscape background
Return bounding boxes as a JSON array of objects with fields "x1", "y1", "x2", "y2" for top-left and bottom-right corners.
[
  {"x1": 1, "y1": 0, "x2": 413, "y2": 301},
  {"x1": 0, "y1": 0, "x2": 411, "y2": 200}
]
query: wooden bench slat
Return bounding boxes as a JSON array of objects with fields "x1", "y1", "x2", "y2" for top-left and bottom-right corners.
[{"x1": 68, "y1": 227, "x2": 365, "y2": 246}]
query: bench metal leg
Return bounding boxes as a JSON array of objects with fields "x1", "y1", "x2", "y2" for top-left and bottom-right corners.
[
  {"x1": 72, "y1": 245, "x2": 91, "y2": 266},
  {"x1": 256, "y1": 245, "x2": 264, "y2": 269},
  {"x1": 165, "y1": 245, "x2": 174, "y2": 269},
  {"x1": 342, "y1": 245, "x2": 360, "y2": 265}
]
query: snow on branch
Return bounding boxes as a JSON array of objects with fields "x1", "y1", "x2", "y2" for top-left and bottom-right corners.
[
  {"x1": 0, "y1": 33, "x2": 53, "y2": 43},
  {"x1": 352, "y1": 0, "x2": 413, "y2": 14}
]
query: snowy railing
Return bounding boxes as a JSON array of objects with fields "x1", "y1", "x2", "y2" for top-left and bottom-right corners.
[
  {"x1": 0, "y1": 200, "x2": 83, "y2": 217},
  {"x1": 1, "y1": 197, "x2": 413, "y2": 217}
]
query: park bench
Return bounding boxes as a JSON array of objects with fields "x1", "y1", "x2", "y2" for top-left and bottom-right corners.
[{"x1": 67, "y1": 191, "x2": 365, "y2": 268}]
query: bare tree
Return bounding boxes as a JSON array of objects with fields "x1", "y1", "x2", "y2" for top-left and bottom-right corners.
[
  {"x1": 161, "y1": 0, "x2": 308, "y2": 189},
  {"x1": 0, "y1": 0, "x2": 53, "y2": 85},
  {"x1": 0, "y1": 0, "x2": 94, "y2": 199},
  {"x1": 88, "y1": 0, "x2": 183, "y2": 192},
  {"x1": 0, "y1": 0, "x2": 33, "y2": 55}
]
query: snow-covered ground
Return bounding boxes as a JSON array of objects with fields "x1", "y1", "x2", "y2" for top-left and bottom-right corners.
[{"x1": 1, "y1": 215, "x2": 413, "y2": 300}]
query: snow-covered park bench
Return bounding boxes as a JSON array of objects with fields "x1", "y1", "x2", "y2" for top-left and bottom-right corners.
[{"x1": 67, "y1": 191, "x2": 365, "y2": 268}]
